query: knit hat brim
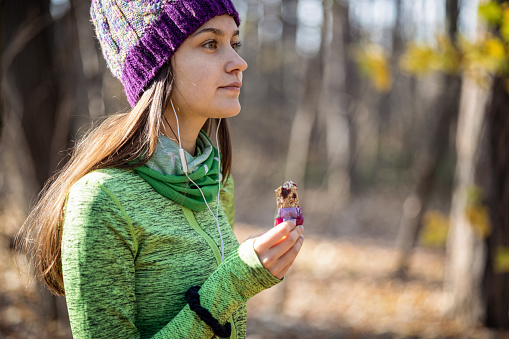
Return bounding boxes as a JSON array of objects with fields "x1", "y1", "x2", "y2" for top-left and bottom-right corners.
[{"x1": 121, "y1": 0, "x2": 240, "y2": 107}]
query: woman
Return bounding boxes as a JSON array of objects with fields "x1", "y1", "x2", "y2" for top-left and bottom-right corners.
[{"x1": 18, "y1": 0, "x2": 304, "y2": 338}]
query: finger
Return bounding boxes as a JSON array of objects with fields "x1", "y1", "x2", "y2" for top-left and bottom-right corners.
[
  {"x1": 274, "y1": 263, "x2": 292, "y2": 280},
  {"x1": 270, "y1": 235, "x2": 304, "y2": 279},
  {"x1": 245, "y1": 231, "x2": 266, "y2": 241},
  {"x1": 264, "y1": 225, "x2": 303, "y2": 260},
  {"x1": 254, "y1": 220, "x2": 295, "y2": 253},
  {"x1": 259, "y1": 229, "x2": 303, "y2": 276}
]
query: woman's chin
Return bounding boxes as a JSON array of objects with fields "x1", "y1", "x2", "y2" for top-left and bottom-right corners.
[{"x1": 210, "y1": 103, "x2": 242, "y2": 119}]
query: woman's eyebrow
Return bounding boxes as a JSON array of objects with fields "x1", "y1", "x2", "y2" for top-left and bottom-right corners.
[{"x1": 193, "y1": 28, "x2": 240, "y2": 37}]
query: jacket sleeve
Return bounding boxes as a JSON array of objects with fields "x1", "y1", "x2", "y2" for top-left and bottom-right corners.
[
  {"x1": 62, "y1": 178, "x2": 280, "y2": 339},
  {"x1": 151, "y1": 238, "x2": 278, "y2": 338}
]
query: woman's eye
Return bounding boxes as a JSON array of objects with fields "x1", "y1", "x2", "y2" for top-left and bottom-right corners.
[
  {"x1": 203, "y1": 40, "x2": 217, "y2": 49},
  {"x1": 232, "y1": 41, "x2": 243, "y2": 51}
]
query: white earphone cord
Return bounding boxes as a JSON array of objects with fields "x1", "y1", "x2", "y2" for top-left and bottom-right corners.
[{"x1": 170, "y1": 99, "x2": 225, "y2": 263}]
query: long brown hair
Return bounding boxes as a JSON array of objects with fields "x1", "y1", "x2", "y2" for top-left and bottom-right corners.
[{"x1": 17, "y1": 63, "x2": 233, "y2": 295}]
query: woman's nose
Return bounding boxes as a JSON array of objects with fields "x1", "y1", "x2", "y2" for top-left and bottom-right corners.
[{"x1": 226, "y1": 50, "x2": 248, "y2": 73}]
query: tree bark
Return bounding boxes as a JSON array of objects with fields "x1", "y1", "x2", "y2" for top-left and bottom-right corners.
[
  {"x1": 446, "y1": 0, "x2": 509, "y2": 329},
  {"x1": 317, "y1": 0, "x2": 350, "y2": 203},
  {"x1": 482, "y1": 77, "x2": 509, "y2": 328},
  {"x1": 0, "y1": 0, "x2": 3, "y2": 139},
  {"x1": 445, "y1": 74, "x2": 509, "y2": 330},
  {"x1": 445, "y1": 75, "x2": 491, "y2": 328},
  {"x1": 340, "y1": 1, "x2": 360, "y2": 194},
  {"x1": 375, "y1": 0, "x2": 404, "y2": 165}
]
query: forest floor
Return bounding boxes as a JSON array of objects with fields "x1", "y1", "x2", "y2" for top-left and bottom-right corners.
[
  {"x1": 0, "y1": 188, "x2": 508, "y2": 339},
  {"x1": 238, "y1": 223, "x2": 499, "y2": 339}
]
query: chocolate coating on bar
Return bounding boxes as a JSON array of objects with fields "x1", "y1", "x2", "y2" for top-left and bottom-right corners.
[{"x1": 275, "y1": 181, "x2": 299, "y2": 208}]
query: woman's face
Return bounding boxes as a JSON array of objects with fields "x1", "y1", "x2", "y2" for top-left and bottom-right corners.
[{"x1": 170, "y1": 14, "x2": 247, "y2": 123}]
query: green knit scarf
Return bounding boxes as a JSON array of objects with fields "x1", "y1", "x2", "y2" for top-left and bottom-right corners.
[{"x1": 134, "y1": 131, "x2": 220, "y2": 212}]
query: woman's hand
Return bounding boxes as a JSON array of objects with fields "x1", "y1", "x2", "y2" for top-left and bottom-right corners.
[{"x1": 252, "y1": 220, "x2": 304, "y2": 280}]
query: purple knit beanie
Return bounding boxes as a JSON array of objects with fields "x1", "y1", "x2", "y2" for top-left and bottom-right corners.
[{"x1": 91, "y1": 0, "x2": 240, "y2": 107}]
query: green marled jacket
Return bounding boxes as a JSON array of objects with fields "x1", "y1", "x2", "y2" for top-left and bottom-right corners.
[{"x1": 61, "y1": 168, "x2": 280, "y2": 338}]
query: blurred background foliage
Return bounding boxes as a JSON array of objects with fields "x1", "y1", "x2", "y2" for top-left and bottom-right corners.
[
  {"x1": 358, "y1": 1, "x2": 509, "y2": 87},
  {"x1": 1, "y1": 0, "x2": 509, "y2": 338}
]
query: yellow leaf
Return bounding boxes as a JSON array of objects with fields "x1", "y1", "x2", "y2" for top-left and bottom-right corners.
[
  {"x1": 400, "y1": 43, "x2": 438, "y2": 76},
  {"x1": 465, "y1": 205, "x2": 491, "y2": 238},
  {"x1": 354, "y1": 45, "x2": 392, "y2": 92},
  {"x1": 485, "y1": 38, "x2": 506, "y2": 59},
  {"x1": 462, "y1": 36, "x2": 508, "y2": 75},
  {"x1": 494, "y1": 246, "x2": 509, "y2": 274},
  {"x1": 502, "y1": 8, "x2": 509, "y2": 42},
  {"x1": 466, "y1": 185, "x2": 485, "y2": 205},
  {"x1": 435, "y1": 35, "x2": 461, "y2": 74},
  {"x1": 420, "y1": 210, "x2": 449, "y2": 247},
  {"x1": 478, "y1": 1, "x2": 503, "y2": 25}
]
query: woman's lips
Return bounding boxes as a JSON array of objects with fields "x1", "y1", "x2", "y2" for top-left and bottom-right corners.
[{"x1": 219, "y1": 81, "x2": 242, "y2": 91}]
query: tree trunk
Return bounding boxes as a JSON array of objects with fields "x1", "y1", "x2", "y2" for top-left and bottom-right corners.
[
  {"x1": 0, "y1": 0, "x2": 3, "y2": 139},
  {"x1": 317, "y1": 0, "x2": 350, "y2": 203},
  {"x1": 394, "y1": 0, "x2": 461, "y2": 277},
  {"x1": 284, "y1": 51, "x2": 321, "y2": 187},
  {"x1": 375, "y1": 0, "x2": 404, "y2": 165},
  {"x1": 3, "y1": 0, "x2": 59, "y2": 185},
  {"x1": 482, "y1": 76, "x2": 509, "y2": 328},
  {"x1": 446, "y1": 74, "x2": 509, "y2": 331},
  {"x1": 394, "y1": 73, "x2": 461, "y2": 277},
  {"x1": 446, "y1": 0, "x2": 509, "y2": 329},
  {"x1": 281, "y1": 0, "x2": 299, "y2": 121},
  {"x1": 72, "y1": 0, "x2": 105, "y2": 123},
  {"x1": 340, "y1": 1, "x2": 360, "y2": 194},
  {"x1": 445, "y1": 75, "x2": 491, "y2": 328},
  {"x1": 2, "y1": 0, "x2": 73, "y2": 333}
]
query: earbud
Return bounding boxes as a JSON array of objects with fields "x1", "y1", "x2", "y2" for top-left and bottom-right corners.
[{"x1": 179, "y1": 148, "x2": 189, "y2": 174}]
